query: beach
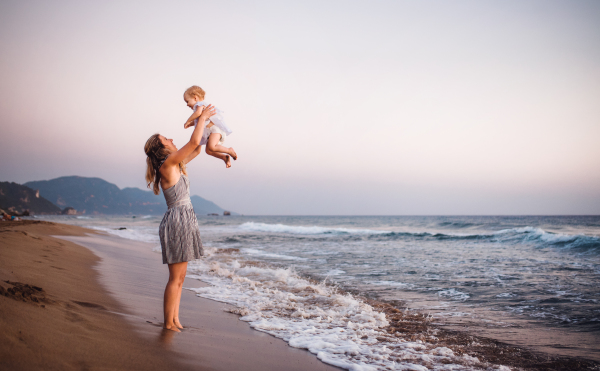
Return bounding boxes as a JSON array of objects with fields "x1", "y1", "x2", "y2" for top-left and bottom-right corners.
[
  {"x1": 0, "y1": 220, "x2": 338, "y2": 371},
  {"x1": 0, "y1": 220, "x2": 185, "y2": 370},
  {"x1": 2, "y1": 217, "x2": 599, "y2": 370}
]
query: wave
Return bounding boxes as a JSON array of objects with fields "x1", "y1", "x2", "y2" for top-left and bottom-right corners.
[
  {"x1": 237, "y1": 223, "x2": 600, "y2": 253},
  {"x1": 436, "y1": 221, "x2": 476, "y2": 228},
  {"x1": 186, "y1": 249, "x2": 488, "y2": 370},
  {"x1": 492, "y1": 227, "x2": 600, "y2": 252},
  {"x1": 239, "y1": 222, "x2": 391, "y2": 235},
  {"x1": 243, "y1": 248, "x2": 308, "y2": 261},
  {"x1": 377, "y1": 227, "x2": 600, "y2": 252}
]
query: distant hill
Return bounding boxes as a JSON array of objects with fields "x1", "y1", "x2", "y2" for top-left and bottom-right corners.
[
  {"x1": 24, "y1": 176, "x2": 230, "y2": 215},
  {"x1": 0, "y1": 182, "x2": 61, "y2": 215}
]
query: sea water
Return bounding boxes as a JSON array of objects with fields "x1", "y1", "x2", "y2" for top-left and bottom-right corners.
[{"x1": 36, "y1": 215, "x2": 600, "y2": 369}]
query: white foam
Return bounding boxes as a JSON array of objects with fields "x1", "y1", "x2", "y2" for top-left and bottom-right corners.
[
  {"x1": 243, "y1": 248, "x2": 308, "y2": 261},
  {"x1": 239, "y1": 222, "x2": 390, "y2": 235},
  {"x1": 186, "y1": 248, "x2": 503, "y2": 370}
]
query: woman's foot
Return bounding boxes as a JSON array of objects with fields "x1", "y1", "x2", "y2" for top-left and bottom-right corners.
[
  {"x1": 163, "y1": 324, "x2": 181, "y2": 332},
  {"x1": 224, "y1": 155, "x2": 232, "y2": 168},
  {"x1": 229, "y1": 148, "x2": 237, "y2": 160},
  {"x1": 174, "y1": 319, "x2": 184, "y2": 329}
]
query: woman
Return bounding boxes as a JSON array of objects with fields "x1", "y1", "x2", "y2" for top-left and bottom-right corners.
[{"x1": 144, "y1": 104, "x2": 216, "y2": 332}]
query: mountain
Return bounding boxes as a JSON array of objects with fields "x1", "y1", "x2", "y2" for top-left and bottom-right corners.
[
  {"x1": 190, "y1": 195, "x2": 225, "y2": 214},
  {"x1": 0, "y1": 182, "x2": 61, "y2": 215},
  {"x1": 24, "y1": 176, "x2": 230, "y2": 215}
]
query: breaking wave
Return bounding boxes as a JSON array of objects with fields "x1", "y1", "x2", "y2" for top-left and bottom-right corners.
[
  {"x1": 238, "y1": 222, "x2": 600, "y2": 253},
  {"x1": 239, "y1": 222, "x2": 391, "y2": 235},
  {"x1": 186, "y1": 248, "x2": 505, "y2": 371}
]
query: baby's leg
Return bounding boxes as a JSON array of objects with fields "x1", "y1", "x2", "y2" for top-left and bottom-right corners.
[
  {"x1": 206, "y1": 133, "x2": 237, "y2": 160},
  {"x1": 206, "y1": 145, "x2": 231, "y2": 168}
]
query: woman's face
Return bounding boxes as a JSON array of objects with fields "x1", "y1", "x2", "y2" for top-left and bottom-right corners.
[{"x1": 159, "y1": 135, "x2": 177, "y2": 153}]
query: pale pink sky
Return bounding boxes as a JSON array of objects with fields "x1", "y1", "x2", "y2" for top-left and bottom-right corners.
[{"x1": 1, "y1": 1, "x2": 599, "y2": 214}]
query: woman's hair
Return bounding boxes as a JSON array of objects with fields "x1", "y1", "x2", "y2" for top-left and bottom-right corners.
[
  {"x1": 144, "y1": 134, "x2": 187, "y2": 195},
  {"x1": 184, "y1": 85, "x2": 205, "y2": 101}
]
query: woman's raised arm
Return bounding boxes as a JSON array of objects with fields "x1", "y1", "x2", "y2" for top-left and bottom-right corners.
[{"x1": 164, "y1": 105, "x2": 215, "y2": 167}]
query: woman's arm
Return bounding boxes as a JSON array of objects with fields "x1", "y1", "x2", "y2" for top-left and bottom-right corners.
[
  {"x1": 183, "y1": 144, "x2": 203, "y2": 164},
  {"x1": 165, "y1": 105, "x2": 215, "y2": 167}
]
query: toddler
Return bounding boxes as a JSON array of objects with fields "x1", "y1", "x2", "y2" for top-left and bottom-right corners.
[{"x1": 183, "y1": 86, "x2": 237, "y2": 168}]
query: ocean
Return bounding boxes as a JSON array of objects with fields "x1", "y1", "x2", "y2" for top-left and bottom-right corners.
[{"x1": 35, "y1": 215, "x2": 600, "y2": 370}]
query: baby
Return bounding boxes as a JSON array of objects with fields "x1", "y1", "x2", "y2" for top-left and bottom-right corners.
[{"x1": 183, "y1": 86, "x2": 237, "y2": 168}]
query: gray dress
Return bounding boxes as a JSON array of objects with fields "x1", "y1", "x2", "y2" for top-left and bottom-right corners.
[{"x1": 159, "y1": 174, "x2": 203, "y2": 264}]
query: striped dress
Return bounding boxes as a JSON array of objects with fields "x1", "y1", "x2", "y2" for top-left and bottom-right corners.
[{"x1": 158, "y1": 174, "x2": 203, "y2": 264}]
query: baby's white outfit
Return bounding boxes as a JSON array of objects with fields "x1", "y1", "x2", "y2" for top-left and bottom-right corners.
[
  {"x1": 205, "y1": 125, "x2": 227, "y2": 146},
  {"x1": 193, "y1": 101, "x2": 232, "y2": 146}
]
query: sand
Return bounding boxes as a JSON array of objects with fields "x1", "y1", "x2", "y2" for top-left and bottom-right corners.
[
  {"x1": 0, "y1": 220, "x2": 339, "y2": 371},
  {"x1": 0, "y1": 220, "x2": 187, "y2": 370}
]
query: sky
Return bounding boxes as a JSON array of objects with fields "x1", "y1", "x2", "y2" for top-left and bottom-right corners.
[{"x1": 1, "y1": 0, "x2": 599, "y2": 215}]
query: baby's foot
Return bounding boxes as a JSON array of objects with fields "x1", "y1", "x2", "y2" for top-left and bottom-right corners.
[
  {"x1": 229, "y1": 148, "x2": 237, "y2": 161},
  {"x1": 224, "y1": 155, "x2": 232, "y2": 168}
]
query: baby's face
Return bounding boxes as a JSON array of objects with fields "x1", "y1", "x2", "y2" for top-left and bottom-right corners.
[{"x1": 184, "y1": 93, "x2": 200, "y2": 109}]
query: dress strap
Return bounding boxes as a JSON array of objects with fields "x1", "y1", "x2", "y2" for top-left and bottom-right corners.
[{"x1": 156, "y1": 156, "x2": 168, "y2": 171}]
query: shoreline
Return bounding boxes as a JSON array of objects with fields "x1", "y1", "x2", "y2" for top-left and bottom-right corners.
[
  {"x1": 3, "y1": 219, "x2": 598, "y2": 370},
  {"x1": 0, "y1": 220, "x2": 339, "y2": 371},
  {"x1": 58, "y1": 227, "x2": 341, "y2": 371}
]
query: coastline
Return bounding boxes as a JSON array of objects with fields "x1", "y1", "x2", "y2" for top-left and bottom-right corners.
[
  {"x1": 0, "y1": 220, "x2": 339, "y2": 371},
  {"x1": 3, "y1": 219, "x2": 598, "y2": 370}
]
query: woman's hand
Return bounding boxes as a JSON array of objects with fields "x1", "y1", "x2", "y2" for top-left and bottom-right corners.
[{"x1": 199, "y1": 104, "x2": 216, "y2": 122}]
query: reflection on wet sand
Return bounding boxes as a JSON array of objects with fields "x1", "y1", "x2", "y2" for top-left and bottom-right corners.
[{"x1": 159, "y1": 328, "x2": 175, "y2": 347}]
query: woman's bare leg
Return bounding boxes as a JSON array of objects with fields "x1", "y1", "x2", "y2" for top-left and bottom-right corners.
[
  {"x1": 174, "y1": 286, "x2": 183, "y2": 329},
  {"x1": 207, "y1": 133, "x2": 237, "y2": 161},
  {"x1": 164, "y1": 261, "x2": 188, "y2": 332},
  {"x1": 206, "y1": 146, "x2": 231, "y2": 168}
]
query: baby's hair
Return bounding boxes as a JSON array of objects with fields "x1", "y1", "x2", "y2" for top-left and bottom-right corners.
[{"x1": 184, "y1": 85, "x2": 205, "y2": 100}]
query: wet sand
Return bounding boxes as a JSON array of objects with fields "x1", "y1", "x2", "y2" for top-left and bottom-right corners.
[
  {"x1": 0, "y1": 220, "x2": 188, "y2": 371},
  {"x1": 0, "y1": 220, "x2": 338, "y2": 371}
]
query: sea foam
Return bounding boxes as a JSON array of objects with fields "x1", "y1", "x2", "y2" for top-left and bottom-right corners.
[{"x1": 186, "y1": 248, "x2": 505, "y2": 371}]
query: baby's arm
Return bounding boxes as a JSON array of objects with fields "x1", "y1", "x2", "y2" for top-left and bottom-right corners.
[{"x1": 184, "y1": 106, "x2": 205, "y2": 129}]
